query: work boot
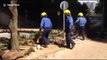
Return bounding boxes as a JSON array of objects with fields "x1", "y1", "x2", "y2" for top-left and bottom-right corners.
[
  {"x1": 66, "y1": 46, "x2": 70, "y2": 48},
  {"x1": 42, "y1": 44, "x2": 48, "y2": 48},
  {"x1": 70, "y1": 43, "x2": 75, "y2": 49}
]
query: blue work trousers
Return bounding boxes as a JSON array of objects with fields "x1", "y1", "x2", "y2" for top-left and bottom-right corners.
[
  {"x1": 75, "y1": 26, "x2": 85, "y2": 39},
  {"x1": 42, "y1": 28, "x2": 51, "y2": 45},
  {"x1": 65, "y1": 29, "x2": 75, "y2": 48}
]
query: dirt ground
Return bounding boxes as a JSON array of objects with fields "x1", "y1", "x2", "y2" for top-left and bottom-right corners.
[
  {"x1": 45, "y1": 39, "x2": 107, "y2": 59},
  {"x1": 18, "y1": 37, "x2": 107, "y2": 59}
]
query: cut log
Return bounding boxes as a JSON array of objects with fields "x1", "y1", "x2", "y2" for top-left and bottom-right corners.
[{"x1": 0, "y1": 28, "x2": 39, "y2": 32}]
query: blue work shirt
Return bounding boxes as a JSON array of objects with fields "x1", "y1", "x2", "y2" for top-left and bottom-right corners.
[
  {"x1": 40, "y1": 17, "x2": 52, "y2": 29},
  {"x1": 65, "y1": 16, "x2": 74, "y2": 30},
  {"x1": 76, "y1": 17, "x2": 87, "y2": 26}
]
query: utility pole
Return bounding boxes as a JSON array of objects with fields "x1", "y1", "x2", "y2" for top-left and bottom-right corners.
[
  {"x1": 60, "y1": 1, "x2": 69, "y2": 31},
  {"x1": 60, "y1": 1, "x2": 69, "y2": 39}
]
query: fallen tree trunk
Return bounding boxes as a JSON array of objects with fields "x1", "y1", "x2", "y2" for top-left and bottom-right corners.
[{"x1": 0, "y1": 28, "x2": 39, "y2": 32}]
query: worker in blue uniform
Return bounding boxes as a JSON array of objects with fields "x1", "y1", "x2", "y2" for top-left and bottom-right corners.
[
  {"x1": 64, "y1": 9, "x2": 75, "y2": 49},
  {"x1": 39, "y1": 12, "x2": 52, "y2": 48},
  {"x1": 75, "y1": 12, "x2": 87, "y2": 40}
]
